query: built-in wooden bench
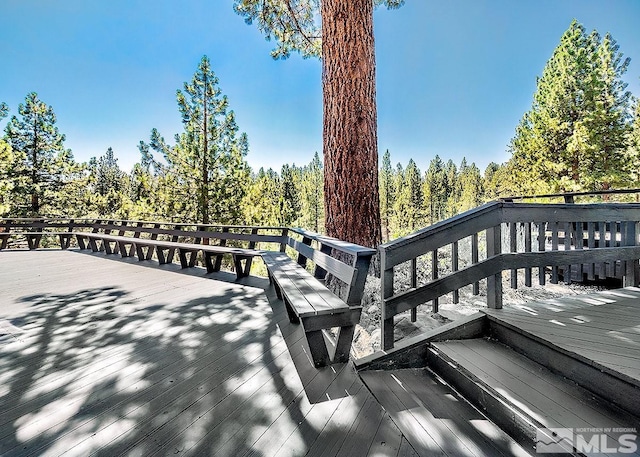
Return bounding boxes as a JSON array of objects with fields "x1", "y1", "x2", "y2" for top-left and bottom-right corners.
[
  {"x1": 262, "y1": 228, "x2": 376, "y2": 367},
  {"x1": 0, "y1": 218, "x2": 287, "y2": 279},
  {"x1": 75, "y1": 232, "x2": 261, "y2": 279}
]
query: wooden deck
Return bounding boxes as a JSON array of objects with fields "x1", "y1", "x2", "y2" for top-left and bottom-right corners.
[
  {"x1": 0, "y1": 250, "x2": 415, "y2": 457},
  {"x1": 483, "y1": 287, "x2": 640, "y2": 386}
]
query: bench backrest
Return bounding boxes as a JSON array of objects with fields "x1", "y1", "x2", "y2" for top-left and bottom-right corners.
[
  {"x1": 286, "y1": 228, "x2": 376, "y2": 307},
  {"x1": 75, "y1": 219, "x2": 288, "y2": 251}
]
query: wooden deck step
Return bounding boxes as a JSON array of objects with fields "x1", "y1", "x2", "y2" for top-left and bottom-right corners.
[
  {"x1": 427, "y1": 338, "x2": 640, "y2": 456},
  {"x1": 360, "y1": 368, "x2": 530, "y2": 457}
]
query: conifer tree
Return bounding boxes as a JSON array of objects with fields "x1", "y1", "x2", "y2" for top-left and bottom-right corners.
[
  {"x1": 379, "y1": 149, "x2": 394, "y2": 240},
  {"x1": 142, "y1": 56, "x2": 250, "y2": 224},
  {"x1": 457, "y1": 162, "x2": 483, "y2": 212},
  {"x1": 508, "y1": 21, "x2": 633, "y2": 194},
  {"x1": 423, "y1": 155, "x2": 447, "y2": 224},
  {"x1": 242, "y1": 168, "x2": 281, "y2": 226},
  {"x1": 300, "y1": 152, "x2": 324, "y2": 232},
  {"x1": 4, "y1": 93, "x2": 77, "y2": 215},
  {"x1": 280, "y1": 163, "x2": 301, "y2": 226}
]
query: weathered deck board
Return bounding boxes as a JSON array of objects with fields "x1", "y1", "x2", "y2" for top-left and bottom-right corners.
[
  {"x1": 0, "y1": 250, "x2": 409, "y2": 456},
  {"x1": 433, "y1": 339, "x2": 639, "y2": 433},
  {"x1": 360, "y1": 369, "x2": 531, "y2": 457},
  {"x1": 484, "y1": 288, "x2": 640, "y2": 385}
]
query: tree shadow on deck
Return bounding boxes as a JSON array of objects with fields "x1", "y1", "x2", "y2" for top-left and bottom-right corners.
[{"x1": 0, "y1": 250, "x2": 368, "y2": 456}]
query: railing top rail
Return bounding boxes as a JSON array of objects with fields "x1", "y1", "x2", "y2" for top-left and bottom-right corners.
[
  {"x1": 289, "y1": 227, "x2": 377, "y2": 257},
  {"x1": 501, "y1": 188, "x2": 640, "y2": 201},
  {"x1": 0, "y1": 218, "x2": 287, "y2": 231},
  {"x1": 380, "y1": 200, "x2": 640, "y2": 269}
]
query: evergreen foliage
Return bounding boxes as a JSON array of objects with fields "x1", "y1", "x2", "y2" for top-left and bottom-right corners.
[
  {"x1": 140, "y1": 56, "x2": 250, "y2": 224},
  {"x1": 507, "y1": 20, "x2": 635, "y2": 194},
  {"x1": 4, "y1": 93, "x2": 82, "y2": 216}
]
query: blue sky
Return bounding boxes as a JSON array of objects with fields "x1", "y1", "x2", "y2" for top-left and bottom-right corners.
[{"x1": 1, "y1": 0, "x2": 639, "y2": 175}]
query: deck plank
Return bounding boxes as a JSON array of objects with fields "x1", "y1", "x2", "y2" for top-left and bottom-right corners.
[
  {"x1": 485, "y1": 288, "x2": 640, "y2": 386},
  {"x1": 0, "y1": 250, "x2": 405, "y2": 457}
]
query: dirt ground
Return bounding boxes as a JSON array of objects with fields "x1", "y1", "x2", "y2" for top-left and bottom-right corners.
[{"x1": 351, "y1": 269, "x2": 609, "y2": 358}]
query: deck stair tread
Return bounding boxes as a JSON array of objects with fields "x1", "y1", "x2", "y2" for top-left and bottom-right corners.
[
  {"x1": 360, "y1": 368, "x2": 531, "y2": 457},
  {"x1": 430, "y1": 338, "x2": 640, "y2": 454},
  {"x1": 483, "y1": 296, "x2": 640, "y2": 385}
]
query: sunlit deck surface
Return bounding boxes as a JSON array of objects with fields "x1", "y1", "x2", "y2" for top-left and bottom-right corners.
[
  {"x1": 483, "y1": 287, "x2": 640, "y2": 387},
  {"x1": 0, "y1": 250, "x2": 416, "y2": 457}
]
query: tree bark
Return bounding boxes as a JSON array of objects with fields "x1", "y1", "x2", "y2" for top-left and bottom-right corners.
[{"x1": 321, "y1": 0, "x2": 382, "y2": 249}]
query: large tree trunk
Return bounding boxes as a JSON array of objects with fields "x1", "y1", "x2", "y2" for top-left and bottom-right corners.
[{"x1": 321, "y1": 0, "x2": 382, "y2": 249}]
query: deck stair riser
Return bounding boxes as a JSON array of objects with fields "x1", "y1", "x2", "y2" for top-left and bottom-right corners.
[
  {"x1": 426, "y1": 338, "x2": 640, "y2": 457},
  {"x1": 487, "y1": 317, "x2": 640, "y2": 418}
]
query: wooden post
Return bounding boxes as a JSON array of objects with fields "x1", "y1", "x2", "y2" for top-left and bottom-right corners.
[
  {"x1": 297, "y1": 235, "x2": 312, "y2": 268},
  {"x1": 345, "y1": 252, "x2": 375, "y2": 306},
  {"x1": 381, "y1": 249, "x2": 395, "y2": 351},
  {"x1": 486, "y1": 225, "x2": 502, "y2": 309},
  {"x1": 280, "y1": 228, "x2": 288, "y2": 252}
]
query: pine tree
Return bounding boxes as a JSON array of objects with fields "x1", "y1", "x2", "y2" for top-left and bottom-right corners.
[
  {"x1": 280, "y1": 163, "x2": 301, "y2": 226},
  {"x1": 4, "y1": 93, "x2": 77, "y2": 215},
  {"x1": 242, "y1": 168, "x2": 281, "y2": 226},
  {"x1": 585, "y1": 33, "x2": 632, "y2": 191},
  {"x1": 142, "y1": 56, "x2": 250, "y2": 224},
  {"x1": 300, "y1": 152, "x2": 324, "y2": 232},
  {"x1": 457, "y1": 162, "x2": 483, "y2": 212},
  {"x1": 379, "y1": 149, "x2": 394, "y2": 240},
  {"x1": 423, "y1": 155, "x2": 447, "y2": 224},
  {"x1": 234, "y1": 0, "x2": 404, "y2": 248},
  {"x1": 508, "y1": 21, "x2": 633, "y2": 194}
]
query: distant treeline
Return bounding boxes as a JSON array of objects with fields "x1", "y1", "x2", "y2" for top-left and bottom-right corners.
[{"x1": 1, "y1": 21, "x2": 639, "y2": 241}]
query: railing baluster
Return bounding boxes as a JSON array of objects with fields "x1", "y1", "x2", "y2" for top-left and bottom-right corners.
[
  {"x1": 538, "y1": 222, "x2": 546, "y2": 285},
  {"x1": 432, "y1": 249, "x2": 439, "y2": 313},
  {"x1": 410, "y1": 257, "x2": 417, "y2": 322},
  {"x1": 524, "y1": 222, "x2": 532, "y2": 287},
  {"x1": 472, "y1": 233, "x2": 479, "y2": 295},
  {"x1": 574, "y1": 221, "x2": 584, "y2": 281},
  {"x1": 622, "y1": 221, "x2": 638, "y2": 287},
  {"x1": 599, "y1": 221, "x2": 607, "y2": 279},
  {"x1": 486, "y1": 225, "x2": 502, "y2": 309},
  {"x1": 587, "y1": 222, "x2": 596, "y2": 280},
  {"x1": 510, "y1": 222, "x2": 518, "y2": 289},
  {"x1": 452, "y1": 241, "x2": 459, "y2": 304},
  {"x1": 381, "y1": 262, "x2": 395, "y2": 351},
  {"x1": 564, "y1": 222, "x2": 572, "y2": 284},
  {"x1": 551, "y1": 221, "x2": 559, "y2": 284}
]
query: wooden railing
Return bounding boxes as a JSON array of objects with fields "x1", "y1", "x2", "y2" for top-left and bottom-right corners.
[
  {"x1": 0, "y1": 218, "x2": 375, "y2": 305},
  {"x1": 379, "y1": 201, "x2": 640, "y2": 350}
]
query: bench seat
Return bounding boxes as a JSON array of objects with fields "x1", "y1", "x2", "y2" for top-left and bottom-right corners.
[
  {"x1": 262, "y1": 251, "x2": 362, "y2": 367},
  {"x1": 75, "y1": 232, "x2": 260, "y2": 279}
]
